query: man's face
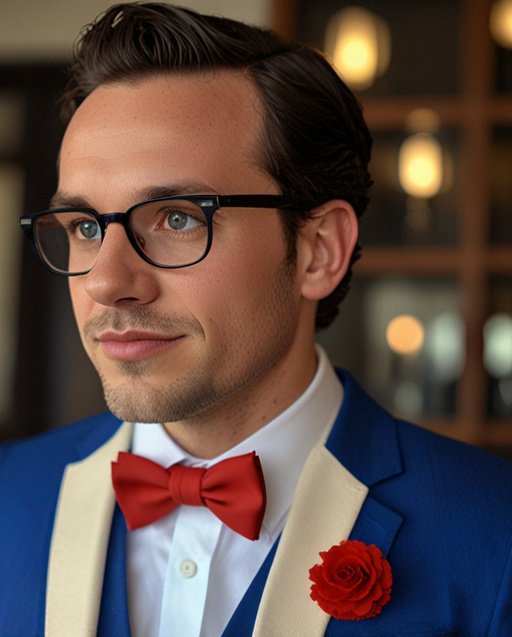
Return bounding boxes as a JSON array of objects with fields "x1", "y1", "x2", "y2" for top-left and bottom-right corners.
[{"x1": 58, "y1": 73, "x2": 314, "y2": 433}]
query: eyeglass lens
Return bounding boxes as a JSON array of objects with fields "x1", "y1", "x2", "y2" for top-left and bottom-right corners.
[{"x1": 34, "y1": 199, "x2": 210, "y2": 274}]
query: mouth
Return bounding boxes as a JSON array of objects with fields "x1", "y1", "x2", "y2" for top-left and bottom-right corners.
[{"x1": 95, "y1": 330, "x2": 184, "y2": 361}]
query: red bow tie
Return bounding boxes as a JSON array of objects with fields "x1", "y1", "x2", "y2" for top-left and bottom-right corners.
[{"x1": 111, "y1": 451, "x2": 266, "y2": 541}]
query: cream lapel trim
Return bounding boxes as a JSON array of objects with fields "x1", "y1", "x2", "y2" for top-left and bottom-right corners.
[
  {"x1": 253, "y1": 443, "x2": 368, "y2": 637},
  {"x1": 45, "y1": 421, "x2": 133, "y2": 637}
]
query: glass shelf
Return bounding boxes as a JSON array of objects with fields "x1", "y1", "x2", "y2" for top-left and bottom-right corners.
[
  {"x1": 490, "y1": 127, "x2": 512, "y2": 244},
  {"x1": 297, "y1": 0, "x2": 461, "y2": 96},
  {"x1": 361, "y1": 129, "x2": 459, "y2": 246},
  {"x1": 319, "y1": 275, "x2": 462, "y2": 422},
  {"x1": 496, "y1": 45, "x2": 512, "y2": 95}
]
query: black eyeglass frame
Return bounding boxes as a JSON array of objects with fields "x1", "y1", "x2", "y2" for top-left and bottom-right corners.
[{"x1": 20, "y1": 194, "x2": 294, "y2": 276}]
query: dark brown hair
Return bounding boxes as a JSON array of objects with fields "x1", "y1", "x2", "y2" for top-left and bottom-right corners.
[{"x1": 61, "y1": 2, "x2": 372, "y2": 329}]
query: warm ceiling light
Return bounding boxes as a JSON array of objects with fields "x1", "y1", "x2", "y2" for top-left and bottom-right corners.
[
  {"x1": 490, "y1": 0, "x2": 512, "y2": 49},
  {"x1": 398, "y1": 133, "x2": 443, "y2": 198},
  {"x1": 386, "y1": 315, "x2": 425, "y2": 356},
  {"x1": 325, "y1": 7, "x2": 391, "y2": 90}
]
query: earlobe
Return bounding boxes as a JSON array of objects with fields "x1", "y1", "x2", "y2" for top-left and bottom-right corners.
[{"x1": 299, "y1": 200, "x2": 358, "y2": 301}]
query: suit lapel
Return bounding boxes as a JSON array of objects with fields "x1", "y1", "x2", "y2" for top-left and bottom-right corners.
[
  {"x1": 252, "y1": 442, "x2": 369, "y2": 636},
  {"x1": 247, "y1": 371, "x2": 404, "y2": 637},
  {"x1": 45, "y1": 421, "x2": 133, "y2": 637}
]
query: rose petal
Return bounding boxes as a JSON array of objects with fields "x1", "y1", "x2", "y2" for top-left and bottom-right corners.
[{"x1": 309, "y1": 540, "x2": 392, "y2": 621}]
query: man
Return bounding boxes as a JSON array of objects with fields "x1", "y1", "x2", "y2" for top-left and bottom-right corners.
[{"x1": 2, "y1": 3, "x2": 512, "y2": 636}]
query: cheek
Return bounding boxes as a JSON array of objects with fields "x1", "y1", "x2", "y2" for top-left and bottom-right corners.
[
  {"x1": 68, "y1": 279, "x2": 90, "y2": 334},
  {"x1": 201, "y1": 248, "x2": 278, "y2": 309},
  {"x1": 192, "y1": 249, "x2": 295, "y2": 342}
]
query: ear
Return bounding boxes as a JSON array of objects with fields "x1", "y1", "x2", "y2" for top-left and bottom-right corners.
[{"x1": 297, "y1": 200, "x2": 358, "y2": 301}]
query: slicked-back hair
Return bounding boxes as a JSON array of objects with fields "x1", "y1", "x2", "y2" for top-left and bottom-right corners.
[{"x1": 60, "y1": 2, "x2": 373, "y2": 329}]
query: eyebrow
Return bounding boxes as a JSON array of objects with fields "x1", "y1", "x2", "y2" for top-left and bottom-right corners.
[{"x1": 49, "y1": 181, "x2": 219, "y2": 210}]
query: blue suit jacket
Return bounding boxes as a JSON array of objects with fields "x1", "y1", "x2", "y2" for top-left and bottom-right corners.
[{"x1": 1, "y1": 370, "x2": 512, "y2": 636}]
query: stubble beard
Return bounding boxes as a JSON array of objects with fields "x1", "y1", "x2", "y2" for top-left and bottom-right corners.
[
  {"x1": 85, "y1": 309, "x2": 219, "y2": 423},
  {"x1": 100, "y1": 364, "x2": 219, "y2": 424},
  {"x1": 86, "y1": 258, "x2": 298, "y2": 426}
]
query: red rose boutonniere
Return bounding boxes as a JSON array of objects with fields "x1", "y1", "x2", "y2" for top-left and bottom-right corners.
[{"x1": 309, "y1": 540, "x2": 392, "y2": 621}]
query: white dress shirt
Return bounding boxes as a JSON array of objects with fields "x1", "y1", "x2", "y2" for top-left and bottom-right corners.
[{"x1": 127, "y1": 347, "x2": 343, "y2": 637}]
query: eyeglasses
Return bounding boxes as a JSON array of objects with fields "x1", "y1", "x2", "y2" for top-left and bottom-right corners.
[{"x1": 19, "y1": 194, "x2": 292, "y2": 276}]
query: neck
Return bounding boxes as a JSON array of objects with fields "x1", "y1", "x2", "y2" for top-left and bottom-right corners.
[{"x1": 163, "y1": 346, "x2": 317, "y2": 458}]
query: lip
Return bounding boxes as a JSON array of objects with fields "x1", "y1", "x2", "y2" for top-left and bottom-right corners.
[{"x1": 96, "y1": 330, "x2": 184, "y2": 361}]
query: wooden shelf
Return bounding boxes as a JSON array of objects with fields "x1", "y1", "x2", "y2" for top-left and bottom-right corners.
[
  {"x1": 486, "y1": 248, "x2": 512, "y2": 272},
  {"x1": 363, "y1": 97, "x2": 478, "y2": 129},
  {"x1": 357, "y1": 247, "x2": 511, "y2": 276},
  {"x1": 361, "y1": 95, "x2": 512, "y2": 129},
  {"x1": 358, "y1": 247, "x2": 465, "y2": 275},
  {"x1": 417, "y1": 419, "x2": 512, "y2": 448}
]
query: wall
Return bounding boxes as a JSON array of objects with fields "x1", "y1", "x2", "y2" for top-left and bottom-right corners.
[{"x1": 0, "y1": 0, "x2": 271, "y2": 60}]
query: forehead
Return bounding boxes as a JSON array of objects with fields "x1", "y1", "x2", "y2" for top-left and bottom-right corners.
[{"x1": 58, "y1": 72, "x2": 271, "y2": 201}]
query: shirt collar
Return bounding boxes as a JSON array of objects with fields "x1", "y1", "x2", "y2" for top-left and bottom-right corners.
[{"x1": 132, "y1": 346, "x2": 343, "y2": 541}]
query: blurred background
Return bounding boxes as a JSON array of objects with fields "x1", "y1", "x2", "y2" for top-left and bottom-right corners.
[{"x1": 1, "y1": 0, "x2": 511, "y2": 457}]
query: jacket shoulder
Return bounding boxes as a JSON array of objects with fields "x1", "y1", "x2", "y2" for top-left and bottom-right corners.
[
  {"x1": 395, "y1": 417, "x2": 512, "y2": 514},
  {"x1": 0, "y1": 413, "x2": 123, "y2": 635},
  {"x1": 0, "y1": 412, "x2": 123, "y2": 492}
]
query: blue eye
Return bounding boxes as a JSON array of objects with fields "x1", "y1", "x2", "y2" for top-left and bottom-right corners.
[
  {"x1": 79, "y1": 219, "x2": 100, "y2": 239},
  {"x1": 166, "y1": 210, "x2": 201, "y2": 231}
]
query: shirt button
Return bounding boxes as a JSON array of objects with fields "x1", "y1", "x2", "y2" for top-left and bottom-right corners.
[{"x1": 179, "y1": 559, "x2": 198, "y2": 578}]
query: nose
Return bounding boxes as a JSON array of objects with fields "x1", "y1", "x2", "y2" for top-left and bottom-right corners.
[{"x1": 83, "y1": 223, "x2": 159, "y2": 306}]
